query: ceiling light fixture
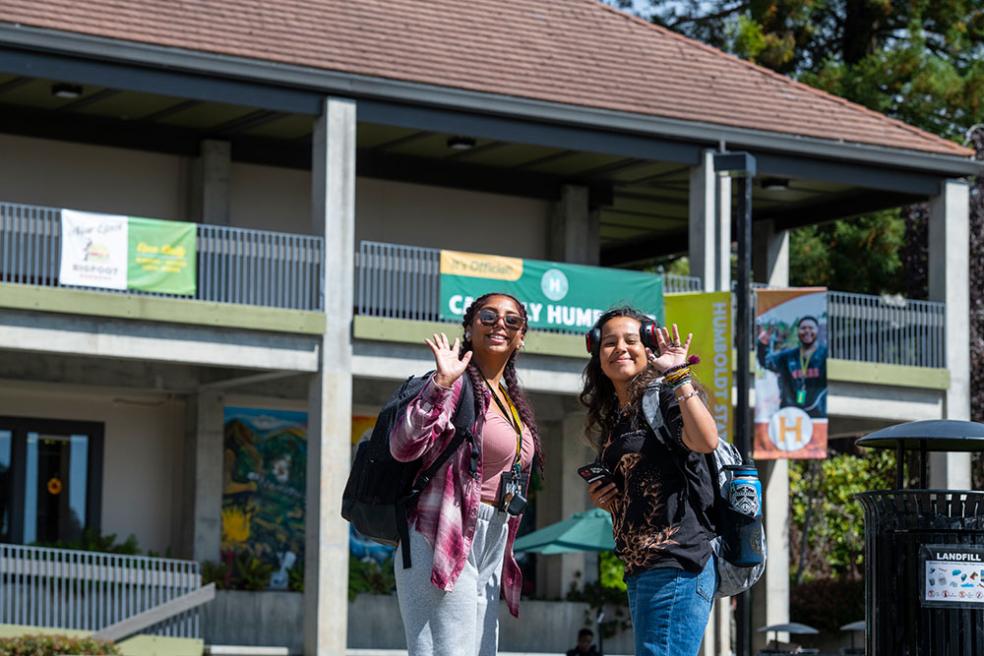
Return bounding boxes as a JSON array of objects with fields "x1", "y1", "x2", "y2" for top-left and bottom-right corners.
[
  {"x1": 446, "y1": 135, "x2": 476, "y2": 151},
  {"x1": 760, "y1": 177, "x2": 790, "y2": 191},
  {"x1": 51, "y1": 83, "x2": 84, "y2": 99}
]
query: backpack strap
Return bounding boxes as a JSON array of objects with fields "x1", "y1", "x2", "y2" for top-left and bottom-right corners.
[{"x1": 397, "y1": 375, "x2": 478, "y2": 568}]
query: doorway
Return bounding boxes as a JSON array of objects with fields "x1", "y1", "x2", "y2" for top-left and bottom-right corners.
[{"x1": 0, "y1": 417, "x2": 103, "y2": 545}]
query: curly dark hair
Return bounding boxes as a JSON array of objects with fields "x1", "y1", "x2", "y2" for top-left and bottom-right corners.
[
  {"x1": 458, "y1": 292, "x2": 543, "y2": 471},
  {"x1": 579, "y1": 306, "x2": 663, "y2": 450}
]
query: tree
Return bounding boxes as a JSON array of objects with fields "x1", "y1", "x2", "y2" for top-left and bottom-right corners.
[{"x1": 613, "y1": 0, "x2": 984, "y2": 291}]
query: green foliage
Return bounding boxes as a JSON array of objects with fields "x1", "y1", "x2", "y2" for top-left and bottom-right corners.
[
  {"x1": 0, "y1": 634, "x2": 120, "y2": 656},
  {"x1": 288, "y1": 559, "x2": 304, "y2": 592},
  {"x1": 789, "y1": 211, "x2": 906, "y2": 293},
  {"x1": 201, "y1": 559, "x2": 232, "y2": 590},
  {"x1": 565, "y1": 561, "x2": 631, "y2": 639},
  {"x1": 348, "y1": 556, "x2": 396, "y2": 601},
  {"x1": 790, "y1": 578, "x2": 865, "y2": 633},
  {"x1": 788, "y1": 449, "x2": 896, "y2": 581},
  {"x1": 598, "y1": 550, "x2": 627, "y2": 592},
  {"x1": 200, "y1": 551, "x2": 276, "y2": 591},
  {"x1": 35, "y1": 529, "x2": 139, "y2": 555}
]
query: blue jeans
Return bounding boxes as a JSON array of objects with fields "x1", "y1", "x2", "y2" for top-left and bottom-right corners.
[{"x1": 626, "y1": 556, "x2": 717, "y2": 656}]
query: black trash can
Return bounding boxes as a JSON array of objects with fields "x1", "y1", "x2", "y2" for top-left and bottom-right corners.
[{"x1": 857, "y1": 420, "x2": 984, "y2": 656}]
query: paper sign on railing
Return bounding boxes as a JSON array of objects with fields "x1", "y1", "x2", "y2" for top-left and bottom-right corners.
[{"x1": 59, "y1": 210, "x2": 196, "y2": 296}]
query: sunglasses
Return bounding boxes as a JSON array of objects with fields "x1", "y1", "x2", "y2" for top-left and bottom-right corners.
[{"x1": 477, "y1": 307, "x2": 525, "y2": 330}]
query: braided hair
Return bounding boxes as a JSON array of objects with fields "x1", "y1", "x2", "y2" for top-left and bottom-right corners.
[{"x1": 459, "y1": 293, "x2": 543, "y2": 472}]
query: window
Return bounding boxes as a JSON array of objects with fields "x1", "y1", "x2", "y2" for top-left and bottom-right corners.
[{"x1": 0, "y1": 417, "x2": 103, "y2": 545}]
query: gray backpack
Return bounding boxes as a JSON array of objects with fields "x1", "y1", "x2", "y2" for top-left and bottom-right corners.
[{"x1": 642, "y1": 384, "x2": 766, "y2": 598}]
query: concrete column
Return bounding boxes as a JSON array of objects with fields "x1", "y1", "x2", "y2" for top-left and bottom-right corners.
[
  {"x1": 689, "y1": 150, "x2": 732, "y2": 291},
  {"x1": 537, "y1": 411, "x2": 595, "y2": 598},
  {"x1": 549, "y1": 185, "x2": 600, "y2": 265},
  {"x1": 752, "y1": 459, "x2": 791, "y2": 652},
  {"x1": 189, "y1": 139, "x2": 231, "y2": 224},
  {"x1": 181, "y1": 389, "x2": 224, "y2": 562},
  {"x1": 929, "y1": 179, "x2": 972, "y2": 489},
  {"x1": 305, "y1": 97, "x2": 356, "y2": 656},
  {"x1": 752, "y1": 220, "x2": 790, "y2": 287},
  {"x1": 748, "y1": 218, "x2": 791, "y2": 654}
]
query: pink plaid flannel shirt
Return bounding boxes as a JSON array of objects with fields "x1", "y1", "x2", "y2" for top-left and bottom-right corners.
[{"x1": 388, "y1": 373, "x2": 528, "y2": 617}]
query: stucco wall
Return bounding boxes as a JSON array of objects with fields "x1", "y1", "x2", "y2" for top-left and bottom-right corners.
[
  {"x1": 0, "y1": 134, "x2": 551, "y2": 259},
  {"x1": 0, "y1": 384, "x2": 185, "y2": 554}
]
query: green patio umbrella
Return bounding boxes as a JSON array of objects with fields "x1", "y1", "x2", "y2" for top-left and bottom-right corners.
[{"x1": 513, "y1": 508, "x2": 615, "y2": 554}]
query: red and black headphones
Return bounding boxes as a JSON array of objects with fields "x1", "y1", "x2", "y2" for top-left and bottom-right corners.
[{"x1": 585, "y1": 319, "x2": 660, "y2": 354}]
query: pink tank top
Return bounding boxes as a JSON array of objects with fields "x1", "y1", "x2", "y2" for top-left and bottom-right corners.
[{"x1": 480, "y1": 404, "x2": 534, "y2": 501}]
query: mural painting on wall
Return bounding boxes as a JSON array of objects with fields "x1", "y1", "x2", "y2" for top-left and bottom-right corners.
[
  {"x1": 222, "y1": 407, "x2": 307, "y2": 590},
  {"x1": 349, "y1": 414, "x2": 395, "y2": 563},
  {"x1": 753, "y1": 288, "x2": 829, "y2": 460}
]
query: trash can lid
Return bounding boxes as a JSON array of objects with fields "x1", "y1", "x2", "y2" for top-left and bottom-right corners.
[{"x1": 857, "y1": 420, "x2": 984, "y2": 452}]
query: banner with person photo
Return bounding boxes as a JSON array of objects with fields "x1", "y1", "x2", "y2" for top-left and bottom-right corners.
[{"x1": 753, "y1": 288, "x2": 828, "y2": 460}]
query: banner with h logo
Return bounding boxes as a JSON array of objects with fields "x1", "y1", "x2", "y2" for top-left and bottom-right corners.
[
  {"x1": 752, "y1": 288, "x2": 828, "y2": 460},
  {"x1": 438, "y1": 249, "x2": 663, "y2": 331}
]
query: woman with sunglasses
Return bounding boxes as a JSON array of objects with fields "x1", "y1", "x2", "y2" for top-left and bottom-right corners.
[
  {"x1": 580, "y1": 307, "x2": 719, "y2": 656},
  {"x1": 389, "y1": 292, "x2": 542, "y2": 656}
]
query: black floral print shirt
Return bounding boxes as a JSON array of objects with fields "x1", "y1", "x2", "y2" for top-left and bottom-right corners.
[{"x1": 600, "y1": 384, "x2": 716, "y2": 577}]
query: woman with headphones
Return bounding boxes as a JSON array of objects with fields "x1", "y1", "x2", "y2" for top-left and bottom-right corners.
[
  {"x1": 580, "y1": 306, "x2": 719, "y2": 656},
  {"x1": 389, "y1": 292, "x2": 542, "y2": 656}
]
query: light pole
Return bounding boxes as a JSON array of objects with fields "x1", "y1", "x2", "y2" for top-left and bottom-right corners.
[{"x1": 713, "y1": 151, "x2": 757, "y2": 656}]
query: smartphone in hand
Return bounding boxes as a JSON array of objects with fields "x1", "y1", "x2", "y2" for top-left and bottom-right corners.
[{"x1": 577, "y1": 463, "x2": 613, "y2": 486}]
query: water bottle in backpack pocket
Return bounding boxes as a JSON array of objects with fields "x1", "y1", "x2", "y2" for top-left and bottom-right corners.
[{"x1": 720, "y1": 463, "x2": 765, "y2": 568}]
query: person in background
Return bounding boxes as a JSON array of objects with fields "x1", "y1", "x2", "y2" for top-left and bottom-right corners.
[
  {"x1": 756, "y1": 315, "x2": 828, "y2": 418},
  {"x1": 566, "y1": 628, "x2": 602, "y2": 656}
]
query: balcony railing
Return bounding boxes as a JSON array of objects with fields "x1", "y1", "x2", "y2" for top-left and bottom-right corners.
[
  {"x1": 0, "y1": 543, "x2": 202, "y2": 638},
  {"x1": 355, "y1": 241, "x2": 947, "y2": 368},
  {"x1": 0, "y1": 201, "x2": 324, "y2": 311}
]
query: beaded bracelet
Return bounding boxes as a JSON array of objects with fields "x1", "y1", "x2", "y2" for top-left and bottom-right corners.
[
  {"x1": 669, "y1": 376, "x2": 692, "y2": 390},
  {"x1": 676, "y1": 389, "x2": 701, "y2": 402},
  {"x1": 661, "y1": 363, "x2": 690, "y2": 376},
  {"x1": 664, "y1": 367, "x2": 691, "y2": 384}
]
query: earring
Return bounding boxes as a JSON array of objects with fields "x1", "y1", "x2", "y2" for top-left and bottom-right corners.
[
  {"x1": 465, "y1": 331, "x2": 471, "y2": 340},
  {"x1": 520, "y1": 341, "x2": 525, "y2": 349}
]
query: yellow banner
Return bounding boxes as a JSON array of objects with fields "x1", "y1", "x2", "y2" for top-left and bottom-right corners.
[
  {"x1": 439, "y1": 249, "x2": 523, "y2": 281},
  {"x1": 665, "y1": 292, "x2": 733, "y2": 445}
]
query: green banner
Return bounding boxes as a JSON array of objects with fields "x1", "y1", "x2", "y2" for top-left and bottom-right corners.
[
  {"x1": 439, "y1": 249, "x2": 663, "y2": 330},
  {"x1": 127, "y1": 217, "x2": 196, "y2": 295}
]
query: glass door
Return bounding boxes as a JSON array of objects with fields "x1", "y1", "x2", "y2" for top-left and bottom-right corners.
[{"x1": 0, "y1": 418, "x2": 102, "y2": 545}]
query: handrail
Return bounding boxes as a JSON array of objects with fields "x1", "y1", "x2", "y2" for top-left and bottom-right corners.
[{"x1": 0, "y1": 543, "x2": 203, "y2": 638}]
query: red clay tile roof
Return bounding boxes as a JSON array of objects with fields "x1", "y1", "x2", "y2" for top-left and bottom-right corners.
[{"x1": 0, "y1": 0, "x2": 971, "y2": 157}]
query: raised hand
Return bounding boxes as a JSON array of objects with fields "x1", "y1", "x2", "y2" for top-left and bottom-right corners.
[
  {"x1": 425, "y1": 332, "x2": 473, "y2": 388},
  {"x1": 649, "y1": 323, "x2": 692, "y2": 373}
]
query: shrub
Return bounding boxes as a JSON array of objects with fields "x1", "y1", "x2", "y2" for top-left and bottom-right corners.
[
  {"x1": 0, "y1": 634, "x2": 120, "y2": 656},
  {"x1": 348, "y1": 556, "x2": 396, "y2": 600},
  {"x1": 790, "y1": 578, "x2": 865, "y2": 634}
]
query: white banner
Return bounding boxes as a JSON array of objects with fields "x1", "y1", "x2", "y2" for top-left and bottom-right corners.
[{"x1": 59, "y1": 210, "x2": 128, "y2": 290}]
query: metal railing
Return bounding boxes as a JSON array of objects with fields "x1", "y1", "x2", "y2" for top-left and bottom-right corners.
[
  {"x1": 0, "y1": 201, "x2": 324, "y2": 311},
  {"x1": 828, "y1": 291, "x2": 945, "y2": 368},
  {"x1": 355, "y1": 241, "x2": 947, "y2": 368},
  {"x1": 0, "y1": 543, "x2": 202, "y2": 637}
]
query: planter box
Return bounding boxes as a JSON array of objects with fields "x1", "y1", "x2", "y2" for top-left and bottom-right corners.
[{"x1": 205, "y1": 591, "x2": 633, "y2": 654}]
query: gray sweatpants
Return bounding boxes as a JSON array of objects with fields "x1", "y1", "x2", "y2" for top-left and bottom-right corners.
[{"x1": 395, "y1": 503, "x2": 510, "y2": 656}]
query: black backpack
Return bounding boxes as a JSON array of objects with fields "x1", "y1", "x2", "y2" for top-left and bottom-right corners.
[{"x1": 341, "y1": 372, "x2": 477, "y2": 568}]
